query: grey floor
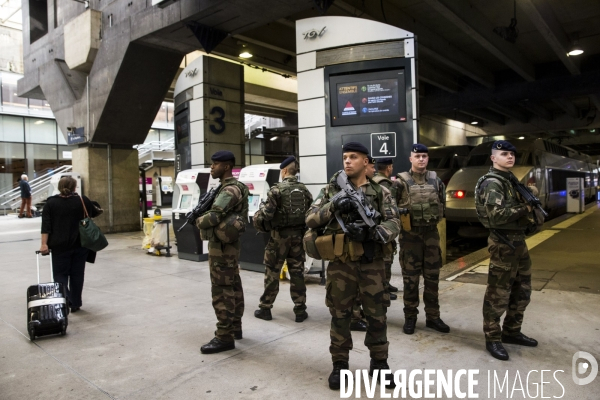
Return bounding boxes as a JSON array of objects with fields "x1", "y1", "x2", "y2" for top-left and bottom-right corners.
[{"x1": 1, "y1": 211, "x2": 599, "y2": 399}]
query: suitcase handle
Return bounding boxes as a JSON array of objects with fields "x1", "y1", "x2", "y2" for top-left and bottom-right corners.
[{"x1": 35, "y1": 250, "x2": 53, "y2": 284}]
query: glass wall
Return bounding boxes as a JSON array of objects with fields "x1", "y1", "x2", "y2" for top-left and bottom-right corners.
[
  {"x1": 0, "y1": 115, "x2": 71, "y2": 188},
  {"x1": 0, "y1": 72, "x2": 53, "y2": 117}
]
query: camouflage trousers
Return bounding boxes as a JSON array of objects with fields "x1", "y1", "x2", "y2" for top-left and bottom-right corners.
[
  {"x1": 398, "y1": 228, "x2": 442, "y2": 320},
  {"x1": 208, "y1": 240, "x2": 245, "y2": 342},
  {"x1": 259, "y1": 230, "x2": 307, "y2": 315},
  {"x1": 483, "y1": 237, "x2": 532, "y2": 342},
  {"x1": 326, "y1": 258, "x2": 389, "y2": 363}
]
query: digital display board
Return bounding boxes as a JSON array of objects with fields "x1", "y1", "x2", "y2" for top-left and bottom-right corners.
[{"x1": 330, "y1": 69, "x2": 407, "y2": 127}]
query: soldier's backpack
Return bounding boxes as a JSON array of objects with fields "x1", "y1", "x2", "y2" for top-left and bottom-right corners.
[
  {"x1": 271, "y1": 180, "x2": 312, "y2": 229},
  {"x1": 212, "y1": 180, "x2": 249, "y2": 243},
  {"x1": 252, "y1": 203, "x2": 272, "y2": 233}
]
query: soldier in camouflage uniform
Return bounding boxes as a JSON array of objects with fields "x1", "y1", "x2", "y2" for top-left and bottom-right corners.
[
  {"x1": 372, "y1": 158, "x2": 399, "y2": 301},
  {"x1": 306, "y1": 142, "x2": 400, "y2": 391},
  {"x1": 393, "y1": 144, "x2": 449, "y2": 335},
  {"x1": 254, "y1": 156, "x2": 313, "y2": 322},
  {"x1": 475, "y1": 140, "x2": 538, "y2": 361},
  {"x1": 196, "y1": 150, "x2": 249, "y2": 354}
]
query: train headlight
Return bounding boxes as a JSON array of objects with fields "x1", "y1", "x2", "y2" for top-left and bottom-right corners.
[{"x1": 448, "y1": 190, "x2": 466, "y2": 199}]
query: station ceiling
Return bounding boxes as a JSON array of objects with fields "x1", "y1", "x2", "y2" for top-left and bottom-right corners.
[{"x1": 169, "y1": 0, "x2": 600, "y2": 154}]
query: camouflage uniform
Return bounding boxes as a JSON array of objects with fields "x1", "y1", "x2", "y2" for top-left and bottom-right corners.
[
  {"x1": 393, "y1": 170, "x2": 445, "y2": 320},
  {"x1": 196, "y1": 177, "x2": 249, "y2": 342},
  {"x1": 475, "y1": 167, "x2": 533, "y2": 342},
  {"x1": 372, "y1": 173, "x2": 398, "y2": 295},
  {"x1": 258, "y1": 176, "x2": 313, "y2": 316},
  {"x1": 306, "y1": 172, "x2": 400, "y2": 363}
]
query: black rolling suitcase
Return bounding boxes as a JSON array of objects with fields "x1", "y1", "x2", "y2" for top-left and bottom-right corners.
[{"x1": 27, "y1": 251, "x2": 68, "y2": 340}]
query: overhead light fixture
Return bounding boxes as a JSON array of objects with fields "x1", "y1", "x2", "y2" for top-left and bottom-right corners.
[
  {"x1": 470, "y1": 120, "x2": 479, "y2": 125},
  {"x1": 239, "y1": 51, "x2": 253, "y2": 59},
  {"x1": 567, "y1": 34, "x2": 584, "y2": 56},
  {"x1": 590, "y1": 129, "x2": 596, "y2": 133},
  {"x1": 270, "y1": 136, "x2": 278, "y2": 141},
  {"x1": 493, "y1": 0, "x2": 519, "y2": 44},
  {"x1": 518, "y1": 136, "x2": 525, "y2": 140},
  {"x1": 34, "y1": 120, "x2": 45, "y2": 125},
  {"x1": 567, "y1": 44, "x2": 584, "y2": 56}
]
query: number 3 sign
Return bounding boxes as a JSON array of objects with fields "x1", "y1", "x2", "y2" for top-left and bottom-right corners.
[{"x1": 209, "y1": 106, "x2": 225, "y2": 134}]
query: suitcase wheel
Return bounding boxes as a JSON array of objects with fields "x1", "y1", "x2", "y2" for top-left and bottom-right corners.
[
  {"x1": 60, "y1": 326, "x2": 67, "y2": 336},
  {"x1": 28, "y1": 328, "x2": 35, "y2": 341}
]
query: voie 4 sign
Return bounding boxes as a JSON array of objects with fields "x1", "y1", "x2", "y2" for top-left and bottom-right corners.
[{"x1": 371, "y1": 132, "x2": 397, "y2": 158}]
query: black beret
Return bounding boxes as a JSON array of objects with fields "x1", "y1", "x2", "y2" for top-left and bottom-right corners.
[
  {"x1": 342, "y1": 141, "x2": 369, "y2": 155},
  {"x1": 211, "y1": 150, "x2": 235, "y2": 162},
  {"x1": 367, "y1": 156, "x2": 376, "y2": 164},
  {"x1": 376, "y1": 158, "x2": 393, "y2": 165},
  {"x1": 492, "y1": 140, "x2": 517, "y2": 153},
  {"x1": 411, "y1": 144, "x2": 428, "y2": 153},
  {"x1": 280, "y1": 156, "x2": 296, "y2": 169}
]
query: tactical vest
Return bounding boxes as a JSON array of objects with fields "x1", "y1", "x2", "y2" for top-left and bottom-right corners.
[
  {"x1": 372, "y1": 174, "x2": 397, "y2": 202},
  {"x1": 474, "y1": 172, "x2": 528, "y2": 231},
  {"x1": 213, "y1": 179, "x2": 250, "y2": 243},
  {"x1": 271, "y1": 178, "x2": 311, "y2": 229},
  {"x1": 398, "y1": 171, "x2": 442, "y2": 227}
]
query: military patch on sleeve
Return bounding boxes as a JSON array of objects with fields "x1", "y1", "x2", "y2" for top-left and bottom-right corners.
[{"x1": 486, "y1": 190, "x2": 504, "y2": 206}]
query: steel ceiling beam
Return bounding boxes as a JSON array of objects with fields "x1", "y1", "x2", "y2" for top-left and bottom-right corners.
[
  {"x1": 422, "y1": 0, "x2": 536, "y2": 82},
  {"x1": 552, "y1": 98, "x2": 580, "y2": 119},
  {"x1": 488, "y1": 103, "x2": 529, "y2": 124},
  {"x1": 334, "y1": 0, "x2": 495, "y2": 89},
  {"x1": 459, "y1": 108, "x2": 506, "y2": 126},
  {"x1": 518, "y1": 0, "x2": 580, "y2": 76},
  {"x1": 419, "y1": 61, "x2": 461, "y2": 93}
]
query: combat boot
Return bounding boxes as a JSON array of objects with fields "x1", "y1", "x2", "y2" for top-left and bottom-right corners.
[
  {"x1": 350, "y1": 320, "x2": 367, "y2": 331},
  {"x1": 403, "y1": 317, "x2": 417, "y2": 334},
  {"x1": 254, "y1": 308, "x2": 272, "y2": 321},
  {"x1": 200, "y1": 338, "x2": 235, "y2": 354},
  {"x1": 502, "y1": 333, "x2": 538, "y2": 347},
  {"x1": 389, "y1": 292, "x2": 398, "y2": 300},
  {"x1": 328, "y1": 361, "x2": 350, "y2": 390},
  {"x1": 388, "y1": 284, "x2": 399, "y2": 293},
  {"x1": 295, "y1": 311, "x2": 308, "y2": 323},
  {"x1": 486, "y1": 341, "x2": 509, "y2": 361},
  {"x1": 426, "y1": 318, "x2": 450, "y2": 333},
  {"x1": 369, "y1": 359, "x2": 396, "y2": 388}
]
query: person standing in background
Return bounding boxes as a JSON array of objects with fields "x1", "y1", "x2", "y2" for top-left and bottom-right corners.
[{"x1": 19, "y1": 174, "x2": 33, "y2": 218}]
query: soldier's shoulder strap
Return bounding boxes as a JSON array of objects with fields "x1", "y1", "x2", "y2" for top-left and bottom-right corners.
[
  {"x1": 475, "y1": 173, "x2": 507, "y2": 200},
  {"x1": 397, "y1": 171, "x2": 413, "y2": 184},
  {"x1": 372, "y1": 175, "x2": 392, "y2": 187}
]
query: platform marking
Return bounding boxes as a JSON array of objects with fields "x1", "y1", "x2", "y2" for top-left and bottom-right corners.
[
  {"x1": 447, "y1": 204, "x2": 600, "y2": 281},
  {"x1": 551, "y1": 204, "x2": 599, "y2": 230}
]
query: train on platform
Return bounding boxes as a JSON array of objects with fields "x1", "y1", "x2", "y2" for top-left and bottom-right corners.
[
  {"x1": 427, "y1": 145, "x2": 474, "y2": 186},
  {"x1": 445, "y1": 138, "x2": 599, "y2": 237}
]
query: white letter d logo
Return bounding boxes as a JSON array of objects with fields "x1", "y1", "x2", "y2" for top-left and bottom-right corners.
[{"x1": 572, "y1": 351, "x2": 598, "y2": 385}]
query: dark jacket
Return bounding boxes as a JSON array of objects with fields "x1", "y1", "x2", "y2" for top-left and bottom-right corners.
[
  {"x1": 41, "y1": 195, "x2": 100, "y2": 253},
  {"x1": 20, "y1": 180, "x2": 31, "y2": 198}
]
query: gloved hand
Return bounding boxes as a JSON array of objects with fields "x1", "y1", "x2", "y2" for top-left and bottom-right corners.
[
  {"x1": 346, "y1": 222, "x2": 368, "y2": 242},
  {"x1": 371, "y1": 225, "x2": 390, "y2": 244},
  {"x1": 333, "y1": 197, "x2": 356, "y2": 214}
]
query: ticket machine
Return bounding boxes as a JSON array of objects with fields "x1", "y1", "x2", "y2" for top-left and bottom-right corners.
[
  {"x1": 156, "y1": 176, "x2": 174, "y2": 207},
  {"x1": 172, "y1": 168, "x2": 219, "y2": 261},
  {"x1": 238, "y1": 164, "x2": 282, "y2": 272}
]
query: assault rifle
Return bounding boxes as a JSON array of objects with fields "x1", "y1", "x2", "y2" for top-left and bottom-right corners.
[
  {"x1": 177, "y1": 184, "x2": 222, "y2": 232},
  {"x1": 330, "y1": 171, "x2": 386, "y2": 243},
  {"x1": 507, "y1": 174, "x2": 549, "y2": 219},
  {"x1": 491, "y1": 229, "x2": 516, "y2": 251}
]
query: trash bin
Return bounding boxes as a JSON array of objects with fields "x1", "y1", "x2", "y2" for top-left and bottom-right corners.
[{"x1": 142, "y1": 217, "x2": 155, "y2": 249}]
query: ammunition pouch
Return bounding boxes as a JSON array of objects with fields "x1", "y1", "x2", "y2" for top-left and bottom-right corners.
[
  {"x1": 525, "y1": 208, "x2": 545, "y2": 236},
  {"x1": 361, "y1": 240, "x2": 376, "y2": 264},
  {"x1": 215, "y1": 213, "x2": 246, "y2": 243},
  {"x1": 199, "y1": 227, "x2": 215, "y2": 241},
  {"x1": 315, "y1": 234, "x2": 335, "y2": 261},
  {"x1": 400, "y1": 214, "x2": 412, "y2": 232},
  {"x1": 303, "y1": 228, "x2": 322, "y2": 260}
]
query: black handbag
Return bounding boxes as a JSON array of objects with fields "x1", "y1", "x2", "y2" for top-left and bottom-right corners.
[{"x1": 79, "y1": 196, "x2": 108, "y2": 252}]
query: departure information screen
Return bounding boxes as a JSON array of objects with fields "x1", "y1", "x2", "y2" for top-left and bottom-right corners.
[
  {"x1": 330, "y1": 69, "x2": 407, "y2": 127},
  {"x1": 337, "y1": 79, "x2": 399, "y2": 118}
]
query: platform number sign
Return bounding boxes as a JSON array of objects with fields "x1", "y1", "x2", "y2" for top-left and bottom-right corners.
[{"x1": 370, "y1": 132, "x2": 396, "y2": 158}]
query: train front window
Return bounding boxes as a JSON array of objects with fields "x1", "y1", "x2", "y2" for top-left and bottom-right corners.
[{"x1": 467, "y1": 152, "x2": 523, "y2": 167}]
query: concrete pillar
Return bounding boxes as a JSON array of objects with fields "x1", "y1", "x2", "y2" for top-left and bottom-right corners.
[
  {"x1": 72, "y1": 146, "x2": 140, "y2": 233},
  {"x1": 174, "y1": 56, "x2": 245, "y2": 172}
]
